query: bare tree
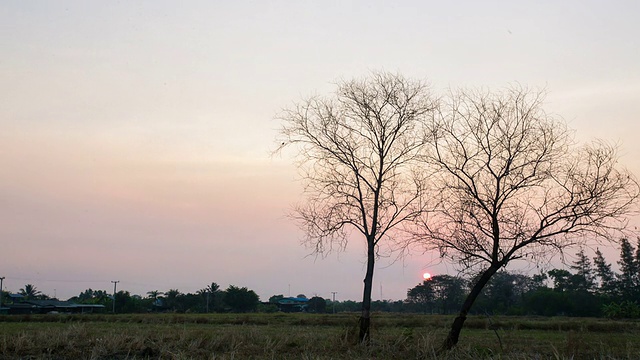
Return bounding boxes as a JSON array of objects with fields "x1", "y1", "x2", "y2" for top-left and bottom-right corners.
[
  {"x1": 277, "y1": 72, "x2": 436, "y2": 342},
  {"x1": 419, "y1": 86, "x2": 639, "y2": 350}
]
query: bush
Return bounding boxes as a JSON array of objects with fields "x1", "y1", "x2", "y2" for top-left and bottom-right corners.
[
  {"x1": 257, "y1": 304, "x2": 279, "y2": 313},
  {"x1": 602, "y1": 301, "x2": 640, "y2": 319}
]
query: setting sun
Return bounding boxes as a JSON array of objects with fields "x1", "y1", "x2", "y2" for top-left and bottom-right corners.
[{"x1": 422, "y1": 272, "x2": 432, "y2": 280}]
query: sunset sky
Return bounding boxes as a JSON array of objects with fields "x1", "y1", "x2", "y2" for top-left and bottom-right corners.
[{"x1": 1, "y1": 1, "x2": 639, "y2": 301}]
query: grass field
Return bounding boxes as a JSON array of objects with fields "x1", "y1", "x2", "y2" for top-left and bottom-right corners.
[{"x1": 1, "y1": 313, "x2": 639, "y2": 359}]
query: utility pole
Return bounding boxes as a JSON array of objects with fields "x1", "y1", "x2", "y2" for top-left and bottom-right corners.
[
  {"x1": 331, "y1": 292, "x2": 337, "y2": 314},
  {"x1": 0, "y1": 277, "x2": 5, "y2": 307},
  {"x1": 111, "y1": 281, "x2": 119, "y2": 313}
]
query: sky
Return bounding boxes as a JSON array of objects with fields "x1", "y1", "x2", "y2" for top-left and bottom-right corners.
[{"x1": 1, "y1": 1, "x2": 639, "y2": 301}]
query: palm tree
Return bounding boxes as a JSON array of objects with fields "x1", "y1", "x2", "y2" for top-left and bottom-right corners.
[
  {"x1": 198, "y1": 282, "x2": 220, "y2": 313},
  {"x1": 206, "y1": 282, "x2": 220, "y2": 294},
  {"x1": 19, "y1": 284, "x2": 42, "y2": 300},
  {"x1": 93, "y1": 290, "x2": 110, "y2": 303},
  {"x1": 146, "y1": 290, "x2": 164, "y2": 308},
  {"x1": 146, "y1": 290, "x2": 163, "y2": 300},
  {"x1": 164, "y1": 289, "x2": 181, "y2": 311}
]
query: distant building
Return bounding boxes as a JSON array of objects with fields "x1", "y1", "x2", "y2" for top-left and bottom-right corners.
[
  {"x1": 5, "y1": 298, "x2": 105, "y2": 314},
  {"x1": 277, "y1": 297, "x2": 309, "y2": 312},
  {"x1": 8, "y1": 293, "x2": 24, "y2": 301}
]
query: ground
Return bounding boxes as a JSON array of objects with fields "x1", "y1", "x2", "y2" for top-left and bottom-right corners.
[{"x1": 1, "y1": 313, "x2": 639, "y2": 359}]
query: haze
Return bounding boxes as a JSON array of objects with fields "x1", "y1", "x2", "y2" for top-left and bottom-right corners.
[{"x1": 1, "y1": 1, "x2": 639, "y2": 301}]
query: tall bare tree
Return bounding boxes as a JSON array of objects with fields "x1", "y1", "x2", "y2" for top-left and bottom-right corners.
[
  {"x1": 277, "y1": 72, "x2": 436, "y2": 342},
  {"x1": 419, "y1": 86, "x2": 639, "y2": 350}
]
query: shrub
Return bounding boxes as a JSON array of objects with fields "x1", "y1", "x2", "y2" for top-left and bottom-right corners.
[{"x1": 602, "y1": 301, "x2": 640, "y2": 319}]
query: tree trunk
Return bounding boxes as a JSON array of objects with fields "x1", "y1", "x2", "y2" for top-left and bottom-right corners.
[
  {"x1": 441, "y1": 265, "x2": 500, "y2": 351},
  {"x1": 358, "y1": 240, "x2": 376, "y2": 343}
]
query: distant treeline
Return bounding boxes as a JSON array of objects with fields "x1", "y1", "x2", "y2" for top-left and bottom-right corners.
[
  {"x1": 404, "y1": 238, "x2": 640, "y2": 318},
  {"x1": 3, "y1": 238, "x2": 639, "y2": 318}
]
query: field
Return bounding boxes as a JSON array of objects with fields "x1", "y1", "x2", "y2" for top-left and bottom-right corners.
[{"x1": 1, "y1": 313, "x2": 639, "y2": 359}]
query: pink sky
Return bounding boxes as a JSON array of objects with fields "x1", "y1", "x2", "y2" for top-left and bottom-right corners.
[{"x1": 1, "y1": 1, "x2": 639, "y2": 301}]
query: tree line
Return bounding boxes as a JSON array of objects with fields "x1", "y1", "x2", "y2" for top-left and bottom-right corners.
[
  {"x1": 3, "y1": 283, "x2": 336, "y2": 314},
  {"x1": 3, "y1": 234, "x2": 638, "y2": 318},
  {"x1": 406, "y1": 238, "x2": 640, "y2": 318},
  {"x1": 1, "y1": 283, "x2": 258, "y2": 314}
]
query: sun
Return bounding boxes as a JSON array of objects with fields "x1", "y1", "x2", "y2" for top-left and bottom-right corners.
[{"x1": 422, "y1": 272, "x2": 432, "y2": 280}]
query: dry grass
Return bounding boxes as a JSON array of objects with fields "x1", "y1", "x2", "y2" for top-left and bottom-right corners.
[{"x1": 0, "y1": 313, "x2": 639, "y2": 359}]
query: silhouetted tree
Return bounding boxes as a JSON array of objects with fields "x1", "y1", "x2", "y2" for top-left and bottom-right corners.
[
  {"x1": 307, "y1": 296, "x2": 327, "y2": 313},
  {"x1": 548, "y1": 269, "x2": 573, "y2": 292},
  {"x1": 224, "y1": 285, "x2": 259, "y2": 312},
  {"x1": 69, "y1": 289, "x2": 110, "y2": 305},
  {"x1": 74, "y1": 289, "x2": 95, "y2": 302},
  {"x1": 113, "y1": 291, "x2": 147, "y2": 313},
  {"x1": 530, "y1": 272, "x2": 548, "y2": 290},
  {"x1": 406, "y1": 280, "x2": 435, "y2": 313},
  {"x1": 593, "y1": 249, "x2": 617, "y2": 297},
  {"x1": 332, "y1": 300, "x2": 360, "y2": 312},
  {"x1": 570, "y1": 249, "x2": 596, "y2": 292},
  {"x1": 525, "y1": 286, "x2": 571, "y2": 316},
  {"x1": 19, "y1": 284, "x2": 43, "y2": 300},
  {"x1": 475, "y1": 271, "x2": 534, "y2": 315},
  {"x1": 418, "y1": 86, "x2": 639, "y2": 350},
  {"x1": 0, "y1": 290, "x2": 9, "y2": 305},
  {"x1": 145, "y1": 290, "x2": 163, "y2": 309},
  {"x1": 198, "y1": 282, "x2": 220, "y2": 313},
  {"x1": 277, "y1": 71, "x2": 436, "y2": 342},
  {"x1": 164, "y1": 289, "x2": 181, "y2": 311},
  {"x1": 617, "y1": 238, "x2": 638, "y2": 300},
  {"x1": 146, "y1": 290, "x2": 164, "y2": 300},
  {"x1": 430, "y1": 275, "x2": 466, "y2": 314}
]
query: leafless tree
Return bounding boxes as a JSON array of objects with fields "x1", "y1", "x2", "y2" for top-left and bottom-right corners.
[
  {"x1": 276, "y1": 72, "x2": 436, "y2": 342},
  {"x1": 418, "y1": 86, "x2": 639, "y2": 350}
]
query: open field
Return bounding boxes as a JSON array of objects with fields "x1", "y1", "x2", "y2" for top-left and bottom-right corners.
[{"x1": 1, "y1": 313, "x2": 639, "y2": 359}]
